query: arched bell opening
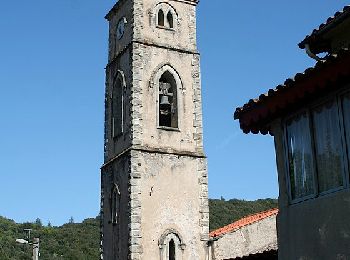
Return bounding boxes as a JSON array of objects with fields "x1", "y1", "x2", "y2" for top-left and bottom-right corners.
[{"x1": 159, "y1": 71, "x2": 178, "y2": 128}]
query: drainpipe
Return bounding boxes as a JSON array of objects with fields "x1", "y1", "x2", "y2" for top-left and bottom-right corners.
[
  {"x1": 207, "y1": 237, "x2": 219, "y2": 260},
  {"x1": 305, "y1": 44, "x2": 325, "y2": 62}
]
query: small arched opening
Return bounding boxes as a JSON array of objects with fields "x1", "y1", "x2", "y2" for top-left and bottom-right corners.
[
  {"x1": 112, "y1": 77, "x2": 123, "y2": 138},
  {"x1": 159, "y1": 229, "x2": 185, "y2": 260},
  {"x1": 158, "y1": 9, "x2": 165, "y2": 27},
  {"x1": 110, "y1": 183, "x2": 120, "y2": 225},
  {"x1": 167, "y1": 12, "x2": 174, "y2": 29},
  {"x1": 169, "y1": 239, "x2": 175, "y2": 260}
]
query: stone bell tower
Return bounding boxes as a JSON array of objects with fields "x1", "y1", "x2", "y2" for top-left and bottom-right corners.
[{"x1": 100, "y1": 0, "x2": 209, "y2": 259}]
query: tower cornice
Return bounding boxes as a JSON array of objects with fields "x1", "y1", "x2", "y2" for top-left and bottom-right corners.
[
  {"x1": 105, "y1": 0, "x2": 129, "y2": 21},
  {"x1": 105, "y1": 40, "x2": 199, "y2": 69},
  {"x1": 101, "y1": 146, "x2": 206, "y2": 170},
  {"x1": 105, "y1": 0, "x2": 199, "y2": 21}
]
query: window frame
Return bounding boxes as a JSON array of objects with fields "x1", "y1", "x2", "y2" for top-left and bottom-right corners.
[
  {"x1": 154, "y1": 3, "x2": 177, "y2": 31},
  {"x1": 339, "y1": 88, "x2": 350, "y2": 186},
  {"x1": 283, "y1": 89, "x2": 350, "y2": 204},
  {"x1": 283, "y1": 109, "x2": 318, "y2": 203},
  {"x1": 311, "y1": 97, "x2": 348, "y2": 196}
]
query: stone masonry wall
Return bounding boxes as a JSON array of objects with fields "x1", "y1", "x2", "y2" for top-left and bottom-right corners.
[
  {"x1": 102, "y1": 0, "x2": 208, "y2": 259},
  {"x1": 211, "y1": 215, "x2": 277, "y2": 260}
]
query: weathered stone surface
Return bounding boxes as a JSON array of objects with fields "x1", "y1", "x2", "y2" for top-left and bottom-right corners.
[
  {"x1": 101, "y1": 0, "x2": 208, "y2": 259},
  {"x1": 210, "y1": 215, "x2": 278, "y2": 260}
]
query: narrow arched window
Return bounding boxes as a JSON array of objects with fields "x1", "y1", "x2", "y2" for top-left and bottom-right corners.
[
  {"x1": 158, "y1": 9, "x2": 165, "y2": 27},
  {"x1": 159, "y1": 230, "x2": 185, "y2": 260},
  {"x1": 110, "y1": 183, "x2": 120, "y2": 225},
  {"x1": 167, "y1": 12, "x2": 173, "y2": 29},
  {"x1": 169, "y1": 239, "x2": 175, "y2": 260},
  {"x1": 112, "y1": 77, "x2": 123, "y2": 138},
  {"x1": 159, "y1": 71, "x2": 178, "y2": 128}
]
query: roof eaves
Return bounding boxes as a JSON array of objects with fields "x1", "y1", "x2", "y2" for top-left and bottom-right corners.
[
  {"x1": 298, "y1": 5, "x2": 350, "y2": 51},
  {"x1": 209, "y1": 208, "x2": 278, "y2": 238},
  {"x1": 234, "y1": 48, "x2": 350, "y2": 134}
]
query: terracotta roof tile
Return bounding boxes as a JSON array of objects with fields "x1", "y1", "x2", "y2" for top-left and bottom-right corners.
[{"x1": 209, "y1": 208, "x2": 278, "y2": 238}]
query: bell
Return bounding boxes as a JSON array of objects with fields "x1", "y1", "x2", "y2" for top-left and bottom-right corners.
[{"x1": 160, "y1": 95, "x2": 170, "y2": 106}]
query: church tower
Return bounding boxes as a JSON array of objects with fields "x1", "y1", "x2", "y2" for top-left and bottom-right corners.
[{"x1": 100, "y1": 0, "x2": 209, "y2": 259}]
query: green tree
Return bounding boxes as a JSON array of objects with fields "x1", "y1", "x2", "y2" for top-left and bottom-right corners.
[{"x1": 0, "y1": 198, "x2": 277, "y2": 259}]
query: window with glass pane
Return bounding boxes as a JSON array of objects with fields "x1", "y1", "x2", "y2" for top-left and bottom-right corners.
[
  {"x1": 286, "y1": 113, "x2": 316, "y2": 200},
  {"x1": 312, "y1": 100, "x2": 345, "y2": 193}
]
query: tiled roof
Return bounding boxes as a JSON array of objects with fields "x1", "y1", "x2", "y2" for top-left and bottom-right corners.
[
  {"x1": 209, "y1": 208, "x2": 278, "y2": 238},
  {"x1": 299, "y1": 5, "x2": 350, "y2": 52},
  {"x1": 234, "y1": 48, "x2": 350, "y2": 135}
]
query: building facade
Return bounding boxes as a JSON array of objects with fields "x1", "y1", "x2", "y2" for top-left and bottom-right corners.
[
  {"x1": 100, "y1": 0, "x2": 209, "y2": 259},
  {"x1": 235, "y1": 6, "x2": 350, "y2": 260},
  {"x1": 209, "y1": 209, "x2": 278, "y2": 260}
]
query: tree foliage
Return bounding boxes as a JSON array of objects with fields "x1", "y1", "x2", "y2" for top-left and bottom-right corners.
[
  {"x1": 0, "y1": 216, "x2": 100, "y2": 260},
  {"x1": 209, "y1": 198, "x2": 278, "y2": 231},
  {"x1": 0, "y1": 198, "x2": 277, "y2": 259}
]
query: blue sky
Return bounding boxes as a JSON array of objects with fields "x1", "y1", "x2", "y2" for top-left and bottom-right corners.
[{"x1": 0, "y1": 1, "x2": 348, "y2": 226}]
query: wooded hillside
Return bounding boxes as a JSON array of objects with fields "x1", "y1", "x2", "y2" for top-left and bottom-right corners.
[{"x1": 0, "y1": 198, "x2": 277, "y2": 259}]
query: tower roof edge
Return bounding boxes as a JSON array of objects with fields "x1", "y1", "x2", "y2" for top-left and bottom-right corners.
[
  {"x1": 105, "y1": 0, "x2": 129, "y2": 21},
  {"x1": 105, "y1": 0, "x2": 199, "y2": 20}
]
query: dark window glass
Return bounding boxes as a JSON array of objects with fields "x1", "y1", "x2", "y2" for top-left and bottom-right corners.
[
  {"x1": 312, "y1": 100, "x2": 345, "y2": 193},
  {"x1": 286, "y1": 113, "x2": 316, "y2": 200}
]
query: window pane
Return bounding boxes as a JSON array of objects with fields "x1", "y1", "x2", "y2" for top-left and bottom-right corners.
[
  {"x1": 342, "y1": 92, "x2": 350, "y2": 166},
  {"x1": 286, "y1": 113, "x2": 315, "y2": 200},
  {"x1": 312, "y1": 100, "x2": 345, "y2": 193}
]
